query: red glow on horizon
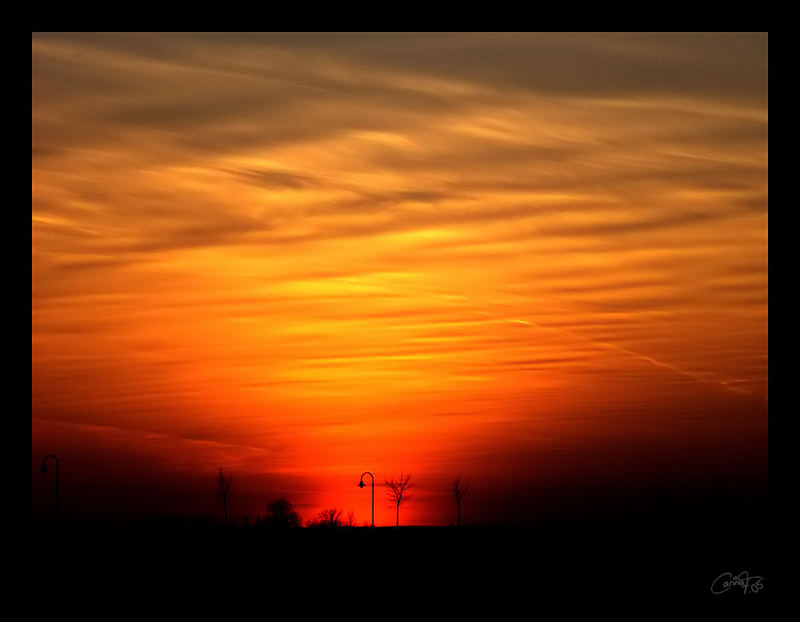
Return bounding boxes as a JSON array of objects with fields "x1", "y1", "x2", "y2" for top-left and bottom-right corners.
[{"x1": 32, "y1": 33, "x2": 767, "y2": 525}]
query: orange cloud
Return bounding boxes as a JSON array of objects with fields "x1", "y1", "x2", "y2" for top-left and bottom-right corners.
[{"x1": 32, "y1": 33, "x2": 767, "y2": 525}]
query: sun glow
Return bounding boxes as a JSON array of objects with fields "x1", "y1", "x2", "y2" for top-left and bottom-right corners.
[{"x1": 33, "y1": 33, "x2": 767, "y2": 526}]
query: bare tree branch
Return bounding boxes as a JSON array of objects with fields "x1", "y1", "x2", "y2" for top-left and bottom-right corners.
[
  {"x1": 384, "y1": 474, "x2": 412, "y2": 527},
  {"x1": 452, "y1": 477, "x2": 470, "y2": 526},
  {"x1": 452, "y1": 478, "x2": 470, "y2": 502},
  {"x1": 217, "y1": 466, "x2": 233, "y2": 528}
]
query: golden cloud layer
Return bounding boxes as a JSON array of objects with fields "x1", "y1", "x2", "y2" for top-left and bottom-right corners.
[{"x1": 32, "y1": 33, "x2": 767, "y2": 524}]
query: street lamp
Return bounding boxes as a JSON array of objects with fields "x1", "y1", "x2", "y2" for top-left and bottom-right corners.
[
  {"x1": 40, "y1": 454, "x2": 59, "y2": 522},
  {"x1": 358, "y1": 471, "x2": 374, "y2": 527}
]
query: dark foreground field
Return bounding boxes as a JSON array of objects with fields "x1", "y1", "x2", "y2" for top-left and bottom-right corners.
[{"x1": 29, "y1": 500, "x2": 769, "y2": 611}]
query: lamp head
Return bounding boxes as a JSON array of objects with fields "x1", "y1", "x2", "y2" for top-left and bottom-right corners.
[
  {"x1": 40, "y1": 462, "x2": 48, "y2": 475},
  {"x1": 358, "y1": 480, "x2": 365, "y2": 488}
]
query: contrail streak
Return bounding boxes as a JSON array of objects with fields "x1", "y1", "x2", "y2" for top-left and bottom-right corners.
[{"x1": 504, "y1": 317, "x2": 760, "y2": 400}]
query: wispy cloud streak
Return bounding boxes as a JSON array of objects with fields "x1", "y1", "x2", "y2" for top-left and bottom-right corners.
[{"x1": 32, "y1": 33, "x2": 768, "y2": 523}]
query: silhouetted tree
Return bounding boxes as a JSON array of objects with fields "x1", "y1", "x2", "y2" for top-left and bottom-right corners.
[
  {"x1": 307, "y1": 508, "x2": 343, "y2": 528},
  {"x1": 40, "y1": 454, "x2": 60, "y2": 522},
  {"x1": 218, "y1": 467, "x2": 232, "y2": 528},
  {"x1": 385, "y1": 475, "x2": 412, "y2": 527},
  {"x1": 264, "y1": 498, "x2": 302, "y2": 528},
  {"x1": 452, "y1": 478, "x2": 470, "y2": 526}
]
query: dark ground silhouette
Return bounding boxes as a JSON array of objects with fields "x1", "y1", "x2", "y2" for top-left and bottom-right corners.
[{"x1": 29, "y1": 480, "x2": 768, "y2": 610}]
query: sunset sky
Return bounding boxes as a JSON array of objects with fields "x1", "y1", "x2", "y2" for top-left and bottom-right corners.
[{"x1": 32, "y1": 33, "x2": 767, "y2": 526}]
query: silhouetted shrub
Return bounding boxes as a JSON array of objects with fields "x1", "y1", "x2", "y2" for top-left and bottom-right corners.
[
  {"x1": 262, "y1": 498, "x2": 302, "y2": 528},
  {"x1": 306, "y1": 508, "x2": 343, "y2": 528}
]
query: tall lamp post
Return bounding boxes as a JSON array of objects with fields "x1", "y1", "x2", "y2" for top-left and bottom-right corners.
[
  {"x1": 358, "y1": 471, "x2": 374, "y2": 527},
  {"x1": 40, "y1": 454, "x2": 59, "y2": 522}
]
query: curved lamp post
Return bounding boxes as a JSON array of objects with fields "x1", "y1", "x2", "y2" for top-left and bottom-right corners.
[
  {"x1": 40, "y1": 454, "x2": 59, "y2": 522},
  {"x1": 358, "y1": 471, "x2": 374, "y2": 527}
]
